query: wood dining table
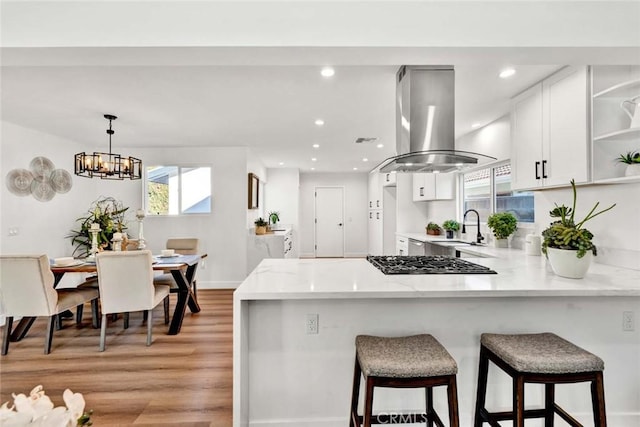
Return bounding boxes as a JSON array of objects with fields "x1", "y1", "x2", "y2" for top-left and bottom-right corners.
[{"x1": 9, "y1": 253, "x2": 206, "y2": 342}]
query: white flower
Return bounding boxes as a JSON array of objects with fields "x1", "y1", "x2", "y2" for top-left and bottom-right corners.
[{"x1": 0, "y1": 386, "x2": 90, "y2": 427}]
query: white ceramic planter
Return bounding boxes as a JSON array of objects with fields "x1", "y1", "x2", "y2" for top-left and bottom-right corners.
[
  {"x1": 625, "y1": 163, "x2": 640, "y2": 177},
  {"x1": 546, "y1": 247, "x2": 592, "y2": 279},
  {"x1": 493, "y1": 238, "x2": 509, "y2": 248}
]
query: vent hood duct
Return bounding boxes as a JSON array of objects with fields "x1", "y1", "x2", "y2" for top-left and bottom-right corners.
[{"x1": 376, "y1": 65, "x2": 495, "y2": 173}]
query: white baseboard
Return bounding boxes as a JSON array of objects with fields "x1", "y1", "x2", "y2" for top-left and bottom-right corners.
[{"x1": 198, "y1": 281, "x2": 241, "y2": 290}]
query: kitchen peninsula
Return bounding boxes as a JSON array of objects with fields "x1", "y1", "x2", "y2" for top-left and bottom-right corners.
[{"x1": 233, "y1": 255, "x2": 640, "y2": 427}]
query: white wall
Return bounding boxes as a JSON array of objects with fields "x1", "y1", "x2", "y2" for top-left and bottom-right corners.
[
  {"x1": 535, "y1": 182, "x2": 640, "y2": 270},
  {"x1": 1, "y1": 120, "x2": 250, "y2": 288},
  {"x1": 456, "y1": 114, "x2": 511, "y2": 162},
  {"x1": 264, "y1": 168, "x2": 300, "y2": 257},
  {"x1": 299, "y1": 172, "x2": 368, "y2": 258}
]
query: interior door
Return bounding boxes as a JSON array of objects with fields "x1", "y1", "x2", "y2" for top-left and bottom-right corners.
[{"x1": 315, "y1": 187, "x2": 344, "y2": 257}]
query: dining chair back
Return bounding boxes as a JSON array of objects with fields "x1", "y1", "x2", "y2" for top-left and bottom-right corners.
[
  {"x1": 0, "y1": 254, "x2": 99, "y2": 354},
  {"x1": 96, "y1": 250, "x2": 170, "y2": 351},
  {"x1": 166, "y1": 238, "x2": 199, "y2": 255}
]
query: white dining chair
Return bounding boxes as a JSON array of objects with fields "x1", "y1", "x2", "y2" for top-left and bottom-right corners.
[
  {"x1": 0, "y1": 254, "x2": 99, "y2": 355},
  {"x1": 95, "y1": 250, "x2": 170, "y2": 351},
  {"x1": 153, "y1": 238, "x2": 200, "y2": 297}
]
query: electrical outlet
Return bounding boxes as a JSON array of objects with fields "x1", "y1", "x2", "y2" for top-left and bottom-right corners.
[
  {"x1": 623, "y1": 311, "x2": 635, "y2": 331},
  {"x1": 306, "y1": 313, "x2": 319, "y2": 335},
  {"x1": 200, "y1": 260, "x2": 206, "y2": 270}
]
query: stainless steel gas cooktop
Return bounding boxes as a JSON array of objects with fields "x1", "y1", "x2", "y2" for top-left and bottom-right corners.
[{"x1": 367, "y1": 255, "x2": 497, "y2": 275}]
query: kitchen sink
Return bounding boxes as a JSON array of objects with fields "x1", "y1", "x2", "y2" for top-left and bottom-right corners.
[{"x1": 431, "y1": 240, "x2": 485, "y2": 246}]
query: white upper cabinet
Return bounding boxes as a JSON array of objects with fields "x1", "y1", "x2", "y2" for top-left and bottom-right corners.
[
  {"x1": 381, "y1": 172, "x2": 397, "y2": 187},
  {"x1": 367, "y1": 173, "x2": 382, "y2": 210},
  {"x1": 412, "y1": 173, "x2": 455, "y2": 201},
  {"x1": 511, "y1": 66, "x2": 589, "y2": 191}
]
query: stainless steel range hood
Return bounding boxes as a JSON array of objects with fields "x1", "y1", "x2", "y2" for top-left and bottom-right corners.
[{"x1": 376, "y1": 66, "x2": 495, "y2": 173}]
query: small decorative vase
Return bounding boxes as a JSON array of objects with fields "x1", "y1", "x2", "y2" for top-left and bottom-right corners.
[
  {"x1": 426, "y1": 229, "x2": 440, "y2": 236},
  {"x1": 445, "y1": 230, "x2": 454, "y2": 239},
  {"x1": 493, "y1": 238, "x2": 509, "y2": 248},
  {"x1": 624, "y1": 163, "x2": 640, "y2": 177},
  {"x1": 255, "y1": 226, "x2": 267, "y2": 235},
  {"x1": 546, "y1": 247, "x2": 592, "y2": 279}
]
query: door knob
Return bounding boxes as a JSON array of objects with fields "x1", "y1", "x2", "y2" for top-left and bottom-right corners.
[{"x1": 338, "y1": 223, "x2": 343, "y2": 226}]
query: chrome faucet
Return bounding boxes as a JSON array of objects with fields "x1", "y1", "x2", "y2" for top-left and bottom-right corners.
[{"x1": 462, "y1": 209, "x2": 484, "y2": 244}]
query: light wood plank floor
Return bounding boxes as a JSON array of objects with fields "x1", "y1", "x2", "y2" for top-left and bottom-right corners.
[{"x1": 0, "y1": 289, "x2": 233, "y2": 426}]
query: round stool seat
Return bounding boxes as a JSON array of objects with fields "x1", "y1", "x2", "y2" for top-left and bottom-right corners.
[
  {"x1": 356, "y1": 334, "x2": 458, "y2": 378},
  {"x1": 481, "y1": 332, "x2": 604, "y2": 374}
]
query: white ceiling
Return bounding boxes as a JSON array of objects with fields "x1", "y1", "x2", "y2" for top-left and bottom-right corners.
[{"x1": 0, "y1": 53, "x2": 565, "y2": 172}]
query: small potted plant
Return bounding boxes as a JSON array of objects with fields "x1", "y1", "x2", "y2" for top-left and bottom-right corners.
[
  {"x1": 487, "y1": 212, "x2": 518, "y2": 248},
  {"x1": 268, "y1": 211, "x2": 280, "y2": 228},
  {"x1": 442, "y1": 220, "x2": 460, "y2": 239},
  {"x1": 616, "y1": 150, "x2": 640, "y2": 177},
  {"x1": 426, "y1": 222, "x2": 442, "y2": 236},
  {"x1": 254, "y1": 217, "x2": 268, "y2": 235},
  {"x1": 541, "y1": 179, "x2": 616, "y2": 278}
]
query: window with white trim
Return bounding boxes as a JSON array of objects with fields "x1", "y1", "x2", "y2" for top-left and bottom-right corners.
[
  {"x1": 145, "y1": 165, "x2": 211, "y2": 215},
  {"x1": 462, "y1": 162, "x2": 534, "y2": 223}
]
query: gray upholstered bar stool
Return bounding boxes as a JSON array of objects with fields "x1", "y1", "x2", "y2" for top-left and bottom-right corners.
[
  {"x1": 474, "y1": 332, "x2": 606, "y2": 427},
  {"x1": 350, "y1": 334, "x2": 459, "y2": 427}
]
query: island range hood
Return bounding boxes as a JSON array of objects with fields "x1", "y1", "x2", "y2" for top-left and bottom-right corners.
[{"x1": 376, "y1": 65, "x2": 495, "y2": 173}]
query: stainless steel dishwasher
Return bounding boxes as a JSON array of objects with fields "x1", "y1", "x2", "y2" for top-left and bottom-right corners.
[{"x1": 408, "y1": 239, "x2": 426, "y2": 256}]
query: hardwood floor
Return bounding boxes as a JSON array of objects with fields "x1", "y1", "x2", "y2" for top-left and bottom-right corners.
[{"x1": 0, "y1": 289, "x2": 233, "y2": 426}]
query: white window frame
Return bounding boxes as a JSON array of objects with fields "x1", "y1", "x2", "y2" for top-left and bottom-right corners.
[
  {"x1": 457, "y1": 160, "x2": 535, "y2": 229},
  {"x1": 143, "y1": 164, "x2": 212, "y2": 216}
]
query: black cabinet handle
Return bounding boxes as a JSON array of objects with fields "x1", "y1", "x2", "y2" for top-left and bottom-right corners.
[
  {"x1": 419, "y1": 187, "x2": 424, "y2": 197},
  {"x1": 369, "y1": 212, "x2": 372, "y2": 219},
  {"x1": 542, "y1": 160, "x2": 548, "y2": 179},
  {"x1": 369, "y1": 201, "x2": 372, "y2": 208},
  {"x1": 386, "y1": 174, "x2": 390, "y2": 182},
  {"x1": 376, "y1": 200, "x2": 380, "y2": 208},
  {"x1": 535, "y1": 161, "x2": 541, "y2": 180},
  {"x1": 376, "y1": 212, "x2": 380, "y2": 220}
]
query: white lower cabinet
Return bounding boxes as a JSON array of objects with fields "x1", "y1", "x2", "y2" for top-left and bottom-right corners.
[
  {"x1": 368, "y1": 210, "x2": 383, "y2": 255},
  {"x1": 396, "y1": 236, "x2": 408, "y2": 256},
  {"x1": 412, "y1": 173, "x2": 455, "y2": 201}
]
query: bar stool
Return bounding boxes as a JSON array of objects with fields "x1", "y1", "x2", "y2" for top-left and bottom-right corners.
[
  {"x1": 349, "y1": 334, "x2": 460, "y2": 427},
  {"x1": 474, "y1": 332, "x2": 606, "y2": 427}
]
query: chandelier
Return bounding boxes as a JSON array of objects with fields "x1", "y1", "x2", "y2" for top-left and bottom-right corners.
[{"x1": 74, "y1": 114, "x2": 142, "y2": 180}]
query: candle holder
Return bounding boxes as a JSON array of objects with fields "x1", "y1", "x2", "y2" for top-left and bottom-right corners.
[
  {"x1": 136, "y1": 209, "x2": 146, "y2": 250},
  {"x1": 89, "y1": 226, "x2": 101, "y2": 257}
]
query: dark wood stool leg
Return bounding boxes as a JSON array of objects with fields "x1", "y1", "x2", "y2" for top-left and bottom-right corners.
[
  {"x1": 447, "y1": 375, "x2": 460, "y2": 427},
  {"x1": 349, "y1": 358, "x2": 362, "y2": 427},
  {"x1": 2, "y1": 317, "x2": 13, "y2": 355},
  {"x1": 426, "y1": 386, "x2": 434, "y2": 427},
  {"x1": 45, "y1": 316, "x2": 56, "y2": 354},
  {"x1": 363, "y1": 377, "x2": 375, "y2": 427},
  {"x1": 474, "y1": 346, "x2": 490, "y2": 426},
  {"x1": 513, "y1": 375, "x2": 525, "y2": 427},
  {"x1": 124, "y1": 312, "x2": 130, "y2": 329},
  {"x1": 591, "y1": 372, "x2": 607, "y2": 427},
  {"x1": 545, "y1": 383, "x2": 555, "y2": 427}
]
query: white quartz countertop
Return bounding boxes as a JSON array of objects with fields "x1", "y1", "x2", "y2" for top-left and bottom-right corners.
[{"x1": 235, "y1": 254, "x2": 640, "y2": 300}]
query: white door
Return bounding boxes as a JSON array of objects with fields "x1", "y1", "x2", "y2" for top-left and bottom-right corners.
[{"x1": 315, "y1": 187, "x2": 344, "y2": 257}]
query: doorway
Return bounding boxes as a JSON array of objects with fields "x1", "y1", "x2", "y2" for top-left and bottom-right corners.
[{"x1": 314, "y1": 187, "x2": 345, "y2": 257}]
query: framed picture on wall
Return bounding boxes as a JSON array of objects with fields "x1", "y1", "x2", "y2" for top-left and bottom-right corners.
[{"x1": 248, "y1": 173, "x2": 259, "y2": 209}]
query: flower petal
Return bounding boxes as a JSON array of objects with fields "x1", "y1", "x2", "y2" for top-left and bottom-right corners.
[{"x1": 62, "y1": 389, "x2": 85, "y2": 420}]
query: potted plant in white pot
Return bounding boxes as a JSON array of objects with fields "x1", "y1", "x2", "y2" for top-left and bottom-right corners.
[
  {"x1": 268, "y1": 211, "x2": 280, "y2": 229},
  {"x1": 487, "y1": 212, "x2": 517, "y2": 248},
  {"x1": 616, "y1": 150, "x2": 640, "y2": 177},
  {"x1": 442, "y1": 220, "x2": 460, "y2": 239},
  {"x1": 541, "y1": 179, "x2": 616, "y2": 279}
]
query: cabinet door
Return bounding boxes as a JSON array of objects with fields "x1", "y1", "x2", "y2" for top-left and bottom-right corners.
[
  {"x1": 511, "y1": 83, "x2": 544, "y2": 191},
  {"x1": 382, "y1": 172, "x2": 397, "y2": 187},
  {"x1": 543, "y1": 66, "x2": 589, "y2": 187},
  {"x1": 412, "y1": 173, "x2": 426, "y2": 201},
  {"x1": 368, "y1": 173, "x2": 382, "y2": 209},
  {"x1": 396, "y1": 236, "x2": 408, "y2": 256},
  {"x1": 434, "y1": 173, "x2": 455, "y2": 200},
  {"x1": 368, "y1": 210, "x2": 383, "y2": 255}
]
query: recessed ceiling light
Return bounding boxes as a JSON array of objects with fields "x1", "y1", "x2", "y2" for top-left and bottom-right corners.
[
  {"x1": 376, "y1": 143, "x2": 384, "y2": 148},
  {"x1": 279, "y1": 162, "x2": 284, "y2": 166},
  {"x1": 315, "y1": 119, "x2": 325, "y2": 126},
  {"x1": 362, "y1": 158, "x2": 368, "y2": 162},
  {"x1": 311, "y1": 158, "x2": 317, "y2": 162},
  {"x1": 353, "y1": 167, "x2": 358, "y2": 171},
  {"x1": 311, "y1": 167, "x2": 315, "y2": 171},
  {"x1": 471, "y1": 123, "x2": 482, "y2": 129},
  {"x1": 433, "y1": 170, "x2": 440, "y2": 174},
  {"x1": 499, "y1": 68, "x2": 516, "y2": 78},
  {"x1": 321, "y1": 67, "x2": 335, "y2": 77},
  {"x1": 312, "y1": 144, "x2": 320, "y2": 148}
]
